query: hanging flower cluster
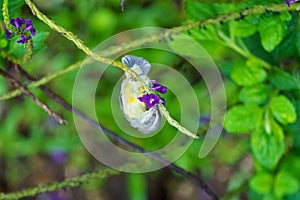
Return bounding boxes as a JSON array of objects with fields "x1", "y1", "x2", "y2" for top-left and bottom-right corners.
[
  {"x1": 4, "y1": 17, "x2": 36, "y2": 44},
  {"x1": 138, "y1": 80, "x2": 167, "y2": 109}
]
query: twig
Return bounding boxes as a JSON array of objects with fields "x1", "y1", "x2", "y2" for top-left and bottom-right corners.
[
  {"x1": 0, "y1": 60, "x2": 83, "y2": 100},
  {"x1": 18, "y1": 0, "x2": 199, "y2": 138},
  {"x1": 0, "y1": 67, "x2": 66, "y2": 124},
  {"x1": 15, "y1": 66, "x2": 219, "y2": 200},
  {"x1": 0, "y1": 168, "x2": 118, "y2": 200},
  {"x1": 2, "y1": 3, "x2": 300, "y2": 102}
]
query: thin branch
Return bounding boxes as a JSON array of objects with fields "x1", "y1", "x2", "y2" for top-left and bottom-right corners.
[
  {"x1": 22, "y1": 1, "x2": 300, "y2": 139},
  {"x1": 20, "y1": 0, "x2": 199, "y2": 139},
  {"x1": 13, "y1": 66, "x2": 219, "y2": 200},
  {"x1": 0, "y1": 60, "x2": 83, "y2": 100},
  {"x1": 0, "y1": 168, "x2": 118, "y2": 200},
  {"x1": 0, "y1": 67, "x2": 66, "y2": 124},
  {"x1": 2, "y1": 3, "x2": 300, "y2": 101}
]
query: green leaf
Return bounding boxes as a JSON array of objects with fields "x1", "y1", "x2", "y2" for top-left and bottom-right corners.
[
  {"x1": 259, "y1": 16, "x2": 287, "y2": 52},
  {"x1": 279, "y1": 11, "x2": 292, "y2": 22},
  {"x1": 0, "y1": 38, "x2": 8, "y2": 48},
  {"x1": 270, "y1": 95, "x2": 297, "y2": 125},
  {"x1": 167, "y1": 34, "x2": 207, "y2": 58},
  {"x1": 239, "y1": 85, "x2": 269, "y2": 105},
  {"x1": 263, "y1": 194, "x2": 281, "y2": 200},
  {"x1": 251, "y1": 128, "x2": 285, "y2": 170},
  {"x1": 32, "y1": 32, "x2": 50, "y2": 54},
  {"x1": 224, "y1": 103, "x2": 262, "y2": 133},
  {"x1": 231, "y1": 60, "x2": 267, "y2": 86},
  {"x1": 297, "y1": 22, "x2": 300, "y2": 57},
  {"x1": 281, "y1": 155, "x2": 300, "y2": 185},
  {"x1": 230, "y1": 19, "x2": 258, "y2": 37},
  {"x1": 250, "y1": 172, "x2": 273, "y2": 194},
  {"x1": 270, "y1": 68, "x2": 298, "y2": 90},
  {"x1": 270, "y1": 118, "x2": 284, "y2": 138},
  {"x1": 190, "y1": 25, "x2": 220, "y2": 42},
  {"x1": 275, "y1": 19, "x2": 298, "y2": 59},
  {"x1": 264, "y1": 110, "x2": 272, "y2": 134},
  {"x1": 274, "y1": 170, "x2": 299, "y2": 198},
  {"x1": 0, "y1": 0, "x2": 24, "y2": 20},
  {"x1": 9, "y1": 32, "x2": 49, "y2": 57},
  {"x1": 185, "y1": 1, "x2": 240, "y2": 20}
]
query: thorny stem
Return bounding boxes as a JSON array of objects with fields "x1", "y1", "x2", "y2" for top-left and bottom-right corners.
[
  {"x1": 1, "y1": 65, "x2": 219, "y2": 200},
  {"x1": 23, "y1": 0, "x2": 198, "y2": 138},
  {"x1": 0, "y1": 67, "x2": 66, "y2": 124}
]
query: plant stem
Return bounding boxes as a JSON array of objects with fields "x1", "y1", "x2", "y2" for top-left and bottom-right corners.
[
  {"x1": 215, "y1": 27, "x2": 271, "y2": 69},
  {"x1": 12, "y1": 66, "x2": 218, "y2": 200},
  {"x1": 2, "y1": 3, "x2": 300, "y2": 100},
  {"x1": 0, "y1": 168, "x2": 118, "y2": 200},
  {"x1": 0, "y1": 67, "x2": 66, "y2": 124},
  {"x1": 2, "y1": 0, "x2": 11, "y2": 29},
  {"x1": 0, "y1": 60, "x2": 84, "y2": 100},
  {"x1": 23, "y1": 0, "x2": 198, "y2": 139}
]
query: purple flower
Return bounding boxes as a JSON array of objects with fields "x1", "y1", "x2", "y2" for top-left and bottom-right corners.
[
  {"x1": 138, "y1": 93, "x2": 166, "y2": 108},
  {"x1": 159, "y1": 96, "x2": 166, "y2": 106},
  {"x1": 151, "y1": 80, "x2": 168, "y2": 94},
  {"x1": 10, "y1": 17, "x2": 25, "y2": 28},
  {"x1": 285, "y1": 0, "x2": 296, "y2": 7},
  {"x1": 50, "y1": 150, "x2": 68, "y2": 164},
  {"x1": 199, "y1": 116, "x2": 211, "y2": 124},
  {"x1": 17, "y1": 35, "x2": 32, "y2": 44},
  {"x1": 4, "y1": 17, "x2": 36, "y2": 45},
  {"x1": 4, "y1": 25, "x2": 11, "y2": 40},
  {"x1": 23, "y1": 18, "x2": 36, "y2": 36},
  {"x1": 40, "y1": 192, "x2": 63, "y2": 200}
]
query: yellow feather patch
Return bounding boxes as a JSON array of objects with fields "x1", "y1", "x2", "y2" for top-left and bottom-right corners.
[{"x1": 128, "y1": 96, "x2": 135, "y2": 104}]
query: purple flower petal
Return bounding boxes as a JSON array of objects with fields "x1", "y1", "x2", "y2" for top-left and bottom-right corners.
[
  {"x1": 10, "y1": 17, "x2": 25, "y2": 28},
  {"x1": 23, "y1": 18, "x2": 36, "y2": 36},
  {"x1": 41, "y1": 192, "x2": 63, "y2": 200},
  {"x1": 285, "y1": 0, "x2": 296, "y2": 7},
  {"x1": 4, "y1": 25, "x2": 11, "y2": 40},
  {"x1": 17, "y1": 35, "x2": 31, "y2": 44},
  {"x1": 5, "y1": 30, "x2": 11, "y2": 40},
  {"x1": 138, "y1": 94, "x2": 160, "y2": 108},
  {"x1": 151, "y1": 80, "x2": 168, "y2": 94},
  {"x1": 199, "y1": 116, "x2": 211, "y2": 124},
  {"x1": 50, "y1": 150, "x2": 68, "y2": 164},
  {"x1": 10, "y1": 19, "x2": 16, "y2": 27},
  {"x1": 160, "y1": 97, "x2": 166, "y2": 106},
  {"x1": 138, "y1": 94, "x2": 166, "y2": 108},
  {"x1": 30, "y1": 27, "x2": 36, "y2": 36}
]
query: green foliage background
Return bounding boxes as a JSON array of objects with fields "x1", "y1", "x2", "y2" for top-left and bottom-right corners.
[{"x1": 0, "y1": 0, "x2": 300, "y2": 199}]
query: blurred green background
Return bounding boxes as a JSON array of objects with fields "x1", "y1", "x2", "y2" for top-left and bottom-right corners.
[{"x1": 0, "y1": 0, "x2": 300, "y2": 200}]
